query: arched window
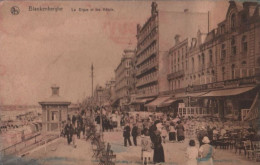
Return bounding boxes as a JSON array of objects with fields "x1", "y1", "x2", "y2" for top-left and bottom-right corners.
[
  {"x1": 231, "y1": 13, "x2": 236, "y2": 29},
  {"x1": 242, "y1": 36, "x2": 247, "y2": 53},
  {"x1": 231, "y1": 64, "x2": 235, "y2": 79}
]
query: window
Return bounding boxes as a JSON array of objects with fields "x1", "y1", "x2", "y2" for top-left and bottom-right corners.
[
  {"x1": 198, "y1": 55, "x2": 201, "y2": 65},
  {"x1": 221, "y1": 25, "x2": 225, "y2": 34},
  {"x1": 231, "y1": 13, "x2": 236, "y2": 29},
  {"x1": 192, "y1": 58, "x2": 194, "y2": 70},
  {"x1": 209, "y1": 50, "x2": 213, "y2": 63},
  {"x1": 202, "y1": 53, "x2": 205, "y2": 65},
  {"x1": 231, "y1": 37, "x2": 236, "y2": 56},
  {"x1": 231, "y1": 64, "x2": 235, "y2": 79},
  {"x1": 242, "y1": 36, "x2": 247, "y2": 53},
  {"x1": 221, "y1": 44, "x2": 226, "y2": 60},
  {"x1": 222, "y1": 67, "x2": 225, "y2": 80},
  {"x1": 51, "y1": 111, "x2": 57, "y2": 121},
  {"x1": 241, "y1": 13, "x2": 247, "y2": 23}
]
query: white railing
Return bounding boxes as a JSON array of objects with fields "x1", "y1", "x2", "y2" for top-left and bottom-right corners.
[{"x1": 178, "y1": 107, "x2": 208, "y2": 117}]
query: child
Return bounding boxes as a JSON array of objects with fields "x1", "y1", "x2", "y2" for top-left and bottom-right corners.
[
  {"x1": 161, "y1": 126, "x2": 168, "y2": 143},
  {"x1": 186, "y1": 140, "x2": 198, "y2": 165}
]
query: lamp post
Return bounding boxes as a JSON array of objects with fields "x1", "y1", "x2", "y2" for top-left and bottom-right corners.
[{"x1": 99, "y1": 96, "x2": 103, "y2": 140}]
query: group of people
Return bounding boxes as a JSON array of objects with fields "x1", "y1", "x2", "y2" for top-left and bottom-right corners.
[
  {"x1": 186, "y1": 137, "x2": 215, "y2": 165},
  {"x1": 62, "y1": 113, "x2": 86, "y2": 148}
]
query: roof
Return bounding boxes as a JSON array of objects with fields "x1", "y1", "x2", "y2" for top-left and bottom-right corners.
[{"x1": 39, "y1": 95, "x2": 71, "y2": 105}]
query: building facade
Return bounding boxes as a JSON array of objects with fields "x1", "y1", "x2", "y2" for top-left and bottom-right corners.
[
  {"x1": 114, "y1": 48, "x2": 135, "y2": 110},
  {"x1": 166, "y1": 1, "x2": 260, "y2": 122},
  {"x1": 135, "y1": 2, "x2": 208, "y2": 111}
]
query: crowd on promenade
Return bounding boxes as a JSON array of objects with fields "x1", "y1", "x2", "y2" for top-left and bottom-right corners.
[{"x1": 61, "y1": 108, "x2": 260, "y2": 165}]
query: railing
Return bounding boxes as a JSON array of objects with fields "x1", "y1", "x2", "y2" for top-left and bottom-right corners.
[
  {"x1": 178, "y1": 107, "x2": 208, "y2": 117},
  {"x1": 1, "y1": 133, "x2": 59, "y2": 157},
  {"x1": 167, "y1": 70, "x2": 184, "y2": 80},
  {"x1": 186, "y1": 76, "x2": 257, "y2": 93},
  {"x1": 136, "y1": 61, "x2": 158, "y2": 76},
  {"x1": 136, "y1": 76, "x2": 157, "y2": 88},
  {"x1": 137, "y1": 48, "x2": 157, "y2": 66}
]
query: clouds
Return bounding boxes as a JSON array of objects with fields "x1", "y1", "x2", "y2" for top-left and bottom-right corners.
[{"x1": 0, "y1": 0, "x2": 228, "y2": 105}]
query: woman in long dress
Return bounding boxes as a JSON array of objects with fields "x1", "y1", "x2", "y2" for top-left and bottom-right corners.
[
  {"x1": 198, "y1": 136, "x2": 215, "y2": 165},
  {"x1": 152, "y1": 121, "x2": 165, "y2": 164}
]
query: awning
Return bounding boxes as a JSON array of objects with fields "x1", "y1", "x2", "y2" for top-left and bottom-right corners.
[
  {"x1": 145, "y1": 96, "x2": 171, "y2": 107},
  {"x1": 199, "y1": 86, "x2": 255, "y2": 97},
  {"x1": 158, "y1": 98, "x2": 178, "y2": 107},
  {"x1": 175, "y1": 92, "x2": 207, "y2": 98},
  {"x1": 131, "y1": 98, "x2": 154, "y2": 104}
]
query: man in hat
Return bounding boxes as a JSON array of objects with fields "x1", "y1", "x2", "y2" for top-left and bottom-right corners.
[
  {"x1": 123, "y1": 123, "x2": 132, "y2": 147},
  {"x1": 132, "y1": 123, "x2": 138, "y2": 146}
]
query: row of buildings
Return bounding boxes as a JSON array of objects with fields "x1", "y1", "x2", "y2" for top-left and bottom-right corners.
[{"x1": 99, "y1": 1, "x2": 260, "y2": 124}]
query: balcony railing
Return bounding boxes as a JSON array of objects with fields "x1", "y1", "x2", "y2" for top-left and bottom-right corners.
[
  {"x1": 136, "y1": 61, "x2": 158, "y2": 76},
  {"x1": 167, "y1": 70, "x2": 184, "y2": 80},
  {"x1": 137, "y1": 34, "x2": 157, "y2": 57},
  {"x1": 137, "y1": 48, "x2": 157, "y2": 66},
  {"x1": 186, "y1": 76, "x2": 257, "y2": 93},
  {"x1": 136, "y1": 76, "x2": 157, "y2": 88}
]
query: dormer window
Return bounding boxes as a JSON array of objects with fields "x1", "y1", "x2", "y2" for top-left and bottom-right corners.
[{"x1": 231, "y1": 13, "x2": 236, "y2": 30}]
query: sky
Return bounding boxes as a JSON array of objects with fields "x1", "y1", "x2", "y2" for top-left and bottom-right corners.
[{"x1": 0, "y1": 0, "x2": 229, "y2": 105}]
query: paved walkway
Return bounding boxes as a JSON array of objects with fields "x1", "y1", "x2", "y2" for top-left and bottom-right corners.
[
  {"x1": 103, "y1": 131, "x2": 260, "y2": 165},
  {"x1": 2, "y1": 131, "x2": 259, "y2": 165}
]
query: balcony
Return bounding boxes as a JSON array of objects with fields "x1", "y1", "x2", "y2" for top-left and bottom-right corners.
[
  {"x1": 167, "y1": 70, "x2": 184, "y2": 80},
  {"x1": 136, "y1": 61, "x2": 158, "y2": 76},
  {"x1": 136, "y1": 76, "x2": 157, "y2": 88},
  {"x1": 137, "y1": 34, "x2": 157, "y2": 56},
  {"x1": 137, "y1": 48, "x2": 157, "y2": 66}
]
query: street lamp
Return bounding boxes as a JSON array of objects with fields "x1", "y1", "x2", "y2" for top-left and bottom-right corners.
[{"x1": 99, "y1": 96, "x2": 103, "y2": 140}]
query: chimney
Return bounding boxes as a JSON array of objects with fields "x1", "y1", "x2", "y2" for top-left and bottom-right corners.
[
  {"x1": 175, "y1": 34, "x2": 180, "y2": 45},
  {"x1": 197, "y1": 29, "x2": 202, "y2": 45},
  {"x1": 51, "y1": 84, "x2": 59, "y2": 96}
]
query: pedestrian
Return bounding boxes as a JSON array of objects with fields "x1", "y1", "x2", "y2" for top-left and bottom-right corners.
[
  {"x1": 65, "y1": 121, "x2": 73, "y2": 145},
  {"x1": 72, "y1": 126, "x2": 77, "y2": 148},
  {"x1": 198, "y1": 136, "x2": 215, "y2": 165},
  {"x1": 176, "y1": 121, "x2": 185, "y2": 142},
  {"x1": 161, "y1": 126, "x2": 168, "y2": 143},
  {"x1": 141, "y1": 129, "x2": 152, "y2": 164},
  {"x1": 169, "y1": 122, "x2": 176, "y2": 142},
  {"x1": 123, "y1": 123, "x2": 132, "y2": 147},
  {"x1": 153, "y1": 121, "x2": 165, "y2": 164},
  {"x1": 132, "y1": 123, "x2": 138, "y2": 146},
  {"x1": 186, "y1": 139, "x2": 198, "y2": 165}
]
